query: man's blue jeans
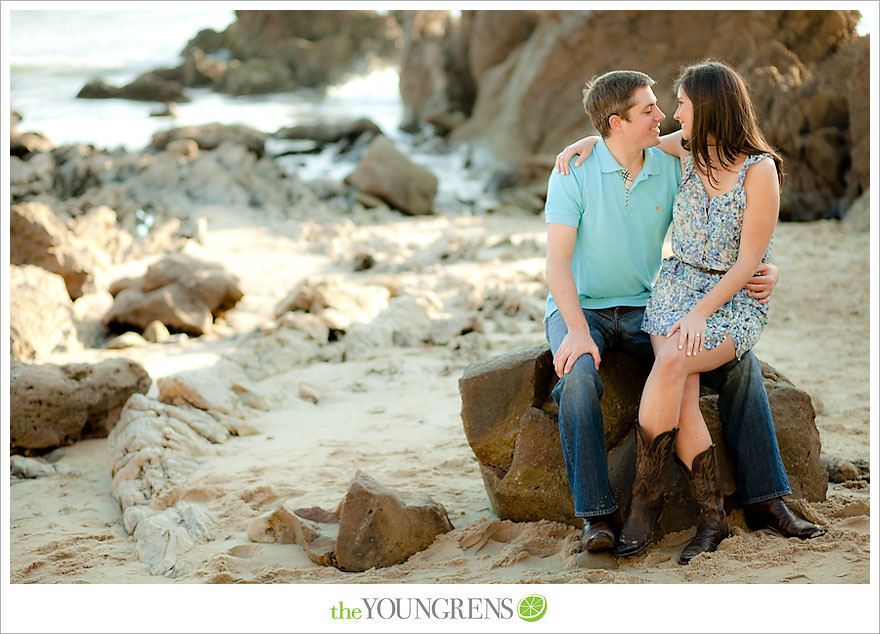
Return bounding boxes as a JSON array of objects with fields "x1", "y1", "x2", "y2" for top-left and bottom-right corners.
[{"x1": 546, "y1": 306, "x2": 792, "y2": 518}]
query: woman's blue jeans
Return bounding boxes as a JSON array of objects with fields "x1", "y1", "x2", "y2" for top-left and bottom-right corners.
[{"x1": 546, "y1": 306, "x2": 792, "y2": 518}]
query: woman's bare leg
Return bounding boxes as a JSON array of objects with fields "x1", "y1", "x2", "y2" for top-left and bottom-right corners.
[
  {"x1": 676, "y1": 374, "x2": 713, "y2": 469},
  {"x1": 639, "y1": 334, "x2": 737, "y2": 442}
]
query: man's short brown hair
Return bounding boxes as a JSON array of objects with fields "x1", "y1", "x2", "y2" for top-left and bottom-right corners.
[{"x1": 582, "y1": 70, "x2": 655, "y2": 137}]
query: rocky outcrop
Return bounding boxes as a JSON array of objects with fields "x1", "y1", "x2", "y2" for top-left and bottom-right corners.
[
  {"x1": 10, "y1": 358, "x2": 151, "y2": 453},
  {"x1": 10, "y1": 152, "x2": 55, "y2": 203},
  {"x1": 150, "y1": 123, "x2": 266, "y2": 157},
  {"x1": 273, "y1": 118, "x2": 382, "y2": 154},
  {"x1": 398, "y1": 10, "x2": 539, "y2": 132},
  {"x1": 107, "y1": 393, "x2": 230, "y2": 576},
  {"x1": 88, "y1": 10, "x2": 404, "y2": 103},
  {"x1": 10, "y1": 265, "x2": 81, "y2": 361},
  {"x1": 106, "y1": 363, "x2": 266, "y2": 576},
  {"x1": 459, "y1": 343, "x2": 827, "y2": 537},
  {"x1": 435, "y1": 9, "x2": 865, "y2": 221},
  {"x1": 345, "y1": 135, "x2": 438, "y2": 215},
  {"x1": 103, "y1": 253, "x2": 244, "y2": 337},
  {"x1": 76, "y1": 73, "x2": 190, "y2": 103},
  {"x1": 248, "y1": 471, "x2": 453, "y2": 571}
]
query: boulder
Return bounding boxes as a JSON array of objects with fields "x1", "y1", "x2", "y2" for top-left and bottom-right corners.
[
  {"x1": 10, "y1": 358, "x2": 151, "y2": 453},
  {"x1": 76, "y1": 79, "x2": 120, "y2": 99},
  {"x1": 10, "y1": 201, "x2": 97, "y2": 299},
  {"x1": 247, "y1": 472, "x2": 453, "y2": 572},
  {"x1": 77, "y1": 73, "x2": 189, "y2": 103},
  {"x1": 214, "y1": 57, "x2": 296, "y2": 95},
  {"x1": 273, "y1": 118, "x2": 382, "y2": 153},
  {"x1": 10, "y1": 152, "x2": 55, "y2": 202},
  {"x1": 344, "y1": 135, "x2": 438, "y2": 215},
  {"x1": 102, "y1": 253, "x2": 243, "y2": 336},
  {"x1": 459, "y1": 343, "x2": 827, "y2": 536},
  {"x1": 150, "y1": 123, "x2": 267, "y2": 157},
  {"x1": 10, "y1": 265, "x2": 81, "y2": 361},
  {"x1": 220, "y1": 10, "x2": 403, "y2": 83}
]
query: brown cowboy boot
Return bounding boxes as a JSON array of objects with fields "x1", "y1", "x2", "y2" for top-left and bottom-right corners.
[
  {"x1": 676, "y1": 444, "x2": 730, "y2": 564},
  {"x1": 614, "y1": 424, "x2": 677, "y2": 557}
]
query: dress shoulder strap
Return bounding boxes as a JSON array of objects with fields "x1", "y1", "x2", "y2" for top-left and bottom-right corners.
[{"x1": 737, "y1": 153, "x2": 771, "y2": 185}]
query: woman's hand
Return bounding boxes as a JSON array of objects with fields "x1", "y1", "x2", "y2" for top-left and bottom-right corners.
[
  {"x1": 555, "y1": 136, "x2": 600, "y2": 175},
  {"x1": 667, "y1": 311, "x2": 707, "y2": 357}
]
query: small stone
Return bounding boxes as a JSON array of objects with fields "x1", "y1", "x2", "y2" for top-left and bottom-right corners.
[
  {"x1": 106, "y1": 331, "x2": 148, "y2": 349},
  {"x1": 143, "y1": 320, "x2": 170, "y2": 343}
]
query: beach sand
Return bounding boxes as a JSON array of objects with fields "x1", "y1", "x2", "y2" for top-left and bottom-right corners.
[{"x1": 7, "y1": 206, "x2": 872, "y2": 592}]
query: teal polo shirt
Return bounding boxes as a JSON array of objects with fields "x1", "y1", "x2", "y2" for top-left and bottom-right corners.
[{"x1": 544, "y1": 138, "x2": 681, "y2": 320}]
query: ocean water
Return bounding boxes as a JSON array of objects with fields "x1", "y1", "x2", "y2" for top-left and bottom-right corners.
[{"x1": 8, "y1": 8, "x2": 492, "y2": 212}]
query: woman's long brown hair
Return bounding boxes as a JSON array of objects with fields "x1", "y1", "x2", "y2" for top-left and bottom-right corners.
[{"x1": 676, "y1": 61, "x2": 784, "y2": 188}]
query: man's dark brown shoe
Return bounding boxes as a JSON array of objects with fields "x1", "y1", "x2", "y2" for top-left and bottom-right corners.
[
  {"x1": 580, "y1": 516, "x2": 615, "y2": 552},
  {"x1": 744, "y1": 497, "x2": 825, "y2": 539}
]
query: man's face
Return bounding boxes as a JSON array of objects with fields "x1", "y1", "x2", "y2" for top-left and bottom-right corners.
[{"x1": 618, "y1": 85, "x2": 665, "y2": 148}]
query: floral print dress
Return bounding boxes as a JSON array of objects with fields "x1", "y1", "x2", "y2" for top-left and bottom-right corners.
[{"x1": 642, "y1": 152, "x2": 772, "y2": 358}]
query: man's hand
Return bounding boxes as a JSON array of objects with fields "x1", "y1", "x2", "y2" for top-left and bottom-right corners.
[
  {"x1": 744, "y1": 262, "x2": 779, "y2": 305},
  {"x1": 553, "y1": 329, "x2": 601, "y2": 377}
]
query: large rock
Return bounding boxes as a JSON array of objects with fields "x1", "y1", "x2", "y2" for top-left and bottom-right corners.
[
  {"x1": 10, "y1": 153, "x2": 55, "y2": 201},
  {"x1": 10, "y1": 358, "x2": 151, "y2": 453},
  {"x1": 10, "y1": 201, "x2": 96, "y2": 299},
  {"x1": 150, "y1": 123, "x2": 267, "y2": 157},
  {"x1": 10, "y1": 265, "x2": 81, "y2": 361},
  {"x1": 218, "y1": 10, "x2": 403, "y2": 87},
  {"x1": 102, "y1": 253, "x2": 243, "y2": 336},
  {"x1": 248, "y1": 472, "x2": 453, "y2": 572},
  {"x1": 214, "y1": 57, "x2": 296, "y2": 95},
  {"x1": 273, "y1": 118, "x2": 382, "y2": 153},
  {"x1": 459, "y1": 343, "x2": 827, "y2": 536},
  {"x1": 344, "y1": 135, "x2": 438, "y2": 215},
  {"x1": 77, "y1": 73, "x2": 189, "y2": 103}
]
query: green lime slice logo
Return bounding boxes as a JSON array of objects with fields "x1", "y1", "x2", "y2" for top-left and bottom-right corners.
[{"x1": 517, "y1": 594, "x2": 547, "y2": 622}]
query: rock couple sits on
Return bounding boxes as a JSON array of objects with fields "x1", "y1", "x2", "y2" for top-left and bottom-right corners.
[{"x1": 544, "y1": 63, "x2": 823, "y2": 565}]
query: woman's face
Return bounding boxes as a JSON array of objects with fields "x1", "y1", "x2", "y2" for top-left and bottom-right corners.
[{"x1": 674, "y1": 86, "x2": 694, "y2": 140}]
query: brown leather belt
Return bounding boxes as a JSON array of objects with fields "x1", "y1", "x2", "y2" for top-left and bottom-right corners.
[{"x1": 693, "y1": 265, "x2": 727, "y2": 275}]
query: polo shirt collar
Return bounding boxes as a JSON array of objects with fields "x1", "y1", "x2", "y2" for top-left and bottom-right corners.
[{"x1": 596, "y1": 138, "x2": 660, "y2": 177}]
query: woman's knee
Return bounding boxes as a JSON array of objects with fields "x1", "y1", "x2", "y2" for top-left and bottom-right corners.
[{"x1": 652, "y1": 342, "x2": 687, "y2": 377}]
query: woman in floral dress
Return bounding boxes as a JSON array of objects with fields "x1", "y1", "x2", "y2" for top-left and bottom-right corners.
[{"x1": 555, "y1": 61, "x2": 783, "y2": 563}]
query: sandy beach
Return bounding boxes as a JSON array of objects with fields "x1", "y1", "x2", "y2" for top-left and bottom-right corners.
[{"x1": 7, "y1": 202, "x2": 872, "y2": 585}]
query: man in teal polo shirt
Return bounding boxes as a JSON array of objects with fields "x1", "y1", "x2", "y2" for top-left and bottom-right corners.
[{"x1": 545, "y1": 70, "x2": 822, "y2": 555}]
